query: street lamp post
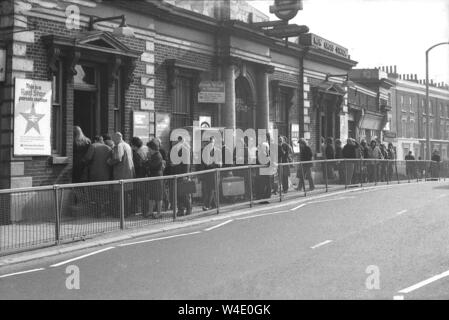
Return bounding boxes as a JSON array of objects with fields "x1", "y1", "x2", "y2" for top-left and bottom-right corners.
[{"x1": 425, "y1": 42, "x2": 449, "y2": 160}]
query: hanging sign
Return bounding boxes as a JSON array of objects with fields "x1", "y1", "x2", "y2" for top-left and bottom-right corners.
[{"x1": 14, "y1": 79, "x2": 52, "y2": 156}]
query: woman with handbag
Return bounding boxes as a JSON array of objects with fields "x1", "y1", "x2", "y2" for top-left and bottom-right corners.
[{"x1": 147, "y1": 139, "x2": 164, "y2": 219}]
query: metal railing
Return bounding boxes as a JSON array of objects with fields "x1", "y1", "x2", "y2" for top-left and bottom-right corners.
[{"x1": 0, "y1": 159, "x2": 447, "y2": 254}]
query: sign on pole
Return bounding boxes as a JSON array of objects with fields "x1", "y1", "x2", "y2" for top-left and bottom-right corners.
[
  {"x1": 14, "y1": 79, "x2": 52, "y2": 156},
  {"x1": 198, "y1": 81, "x2": 225, "y2": 104}
]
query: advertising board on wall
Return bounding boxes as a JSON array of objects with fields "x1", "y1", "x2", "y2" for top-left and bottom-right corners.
[
  {"x1": 14, "y1": 79, "x2": 52, "y2": 156},
  {"x1": 198, "y1": 81, "x2": 225, "y2": 103}
]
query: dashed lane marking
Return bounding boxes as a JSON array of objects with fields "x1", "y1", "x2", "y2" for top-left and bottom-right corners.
[
  {"x1": 118, "y1": 231, "x2": 201, "y2": 248},
  {"x1": 396, "y1": 210, "x2": 408, "y2": 216},
  {"x1": 310, "y1": 240, "x2": 333, "y2": 249},
  {"x1": 236, "y1": 211, "x2": 288, "y2": 221},
  {"x1": 50, "y1": 247, "x2": 115, "y2": 267},
  {"x1": 393, "y1": 295, "x2": 404, "y2": 300},
  {"x1": 399, "y1": 269, "x2": 449, "y2": 294},
  {"x1": 290, "y1": 203, "x2": 307, "y2": 211},
  {"x1": 204, "y1": 220, "x2": 233, "y2": 232},
  {"x1": 0, "y1": 268, "x2": 45, "y2": 279}
]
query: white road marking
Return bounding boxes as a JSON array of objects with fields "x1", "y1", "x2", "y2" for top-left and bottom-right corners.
[
  {"x1": 307, "y1": 196, "x2": 355, "y2": 205},
  {"x1": 399, "y1": 269, "x2": 449, "y2": 294},
  {"x1": 236, "y1": 211, "x2": 288, "y2": 221},
  {"x1": 204, "y1": 220, "x2": 233, "y2": 232},
  {"x1": 290, "y1": 203, "x2": 307, "y2": 211},
  {"x1": 50, "y1": 247, "x2": 115, "y2": 267},
  {"x1": 311, "y1": 240, "x2": 333, "y2": 249},
  {"x1": 396, "y1": 210, "x2": 408, "y2": 216},
  {"x1": 0, "y1": 268, "x2": 45, "y2": 279},
  {"x1": 393, "y1": 295, "x2": 404, "y2": 300},
  {"x1": 118, "y1": 231, "x2": 201, "y2": 247}
]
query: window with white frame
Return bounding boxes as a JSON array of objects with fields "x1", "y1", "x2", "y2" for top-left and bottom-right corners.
[{"x1": 51, "y1": 60, "x2": 64, "y2": 155}]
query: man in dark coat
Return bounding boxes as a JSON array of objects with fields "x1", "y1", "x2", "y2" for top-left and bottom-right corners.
[{"x1": 296, "y1": 138, "x2": 314, "y2": 191}]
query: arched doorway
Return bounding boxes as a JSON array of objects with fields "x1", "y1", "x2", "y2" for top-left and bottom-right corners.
[{"x1": 235, "y1": 75, "x2": 254, "y2": 130}]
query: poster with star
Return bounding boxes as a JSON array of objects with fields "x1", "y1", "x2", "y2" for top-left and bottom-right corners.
[{"x1": 14, "y1": 78, "x2": 52, "y2": 156}]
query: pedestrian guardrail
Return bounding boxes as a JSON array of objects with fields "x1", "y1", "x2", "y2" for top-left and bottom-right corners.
[{"x1": 0, "y1": 159, "x2": 447, "y2": 254}]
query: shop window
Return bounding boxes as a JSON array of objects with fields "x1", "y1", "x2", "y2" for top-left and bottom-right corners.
[
  {"x1": 173, "y1": 75, "x2": 193, "y2": 128},
  {"x1": 51, "y1": 61, "x2": 64, "y2": 155},
  {"x1": 400, "y1": 95, "x2": 404, "y2": 110},
  {"x1": 410, "y1": 119, "x2": 415, "y2": 138},
  {"x1": 409, "y1": 97, "x2": 413, "y2": 112}
]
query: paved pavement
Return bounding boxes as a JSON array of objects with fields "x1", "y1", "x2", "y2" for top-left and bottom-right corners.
[{"x1": 0, "y1": 181, "x2": 448, "y2": 299}]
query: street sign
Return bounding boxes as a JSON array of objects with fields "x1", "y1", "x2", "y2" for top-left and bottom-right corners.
[
  {"x1": 269, "y1": 0, "x2": 303, "y2": 21},
  {"x1": 265, "y1": 24, "x2": 309, "y2": 38}
]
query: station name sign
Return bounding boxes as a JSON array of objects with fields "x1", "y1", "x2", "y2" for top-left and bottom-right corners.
[{"x1": 299, "y1": 33, "x2": 349, "y2": 59}]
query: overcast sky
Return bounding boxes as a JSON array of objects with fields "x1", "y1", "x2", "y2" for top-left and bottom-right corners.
[{"x1": 250, "y1": 0, "x2": 449, "y2": 85}]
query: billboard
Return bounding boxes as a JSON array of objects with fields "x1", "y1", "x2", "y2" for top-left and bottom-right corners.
[{"x1": 14, "y1": 79, "x2": 52, "y2": 156}]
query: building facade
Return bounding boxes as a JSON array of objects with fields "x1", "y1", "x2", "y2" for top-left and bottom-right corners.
[
  {"x1": 0, "y1": 0, "x2": 357, "y2": 191},
  {"x1": 385, "y1": 69, "x2": 449, "y2": 161}
]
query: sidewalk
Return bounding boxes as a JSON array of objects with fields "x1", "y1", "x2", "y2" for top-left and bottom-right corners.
[{"x1": 0, "y1": 183, "x2": 359, "y2": 267}]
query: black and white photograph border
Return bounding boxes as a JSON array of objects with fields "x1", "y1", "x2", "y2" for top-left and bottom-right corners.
[{"x1": 0, "y1": 0, "x2": 449, "y2": 306}]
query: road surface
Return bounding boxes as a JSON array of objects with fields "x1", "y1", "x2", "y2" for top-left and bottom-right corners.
[{"x1": 1, "y1": 181, "x2": 449, "y2": 300}]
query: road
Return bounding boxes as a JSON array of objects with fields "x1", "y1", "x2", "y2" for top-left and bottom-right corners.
[{"x1": 0, "y1": 181, "x2": 449, "y2": 300}]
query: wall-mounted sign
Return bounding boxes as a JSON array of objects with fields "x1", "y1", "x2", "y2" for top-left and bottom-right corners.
[
  {"x1": 198, "y1": 81, "x2": 225, "y2": 103},
  {"x1": 299, "y1": 33, "x2": 349, "y2": 59},
  {"x1": 133, "y1": 111, "x2": 150, "y2": 144},
  {"x1": 0, "y1": 49, "x2": 6, "y2": 82},
  {"x1": 156, "y1": 112, "x2": 171, "y2": 151},
  {"x1": 291, "y1": 123, "x2": 300, "y2": 153},
  {"x1": 14, "y1": 79, "x2": 52, "y2": 156}
]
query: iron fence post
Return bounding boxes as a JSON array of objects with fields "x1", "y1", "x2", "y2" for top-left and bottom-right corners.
[
  {"x1": 173, "y1": 176, "x2": 178, "y2": 221},
  {"x1": 344, "y1": 160, "x2": 348, "y2": 190},
  {"x1": 119, "y1": 180, "x2": 125, "y2": 230},
  {"x1": 215, "y1": 169, "x2": 220, "y2": 214},
  {"x1": 279, "y1": 164, "x2": 283, "y2": 201},
  {"x1": 324, "y1": 161, "x2": 329, "y2": 193},
  {"x1": 300, "y1": 163, "x2": 307, "y2": 197},
  {"x1": 54, "y1": 185, "x2": 60, "y2": 245},
  {"x1": 395, "y1": 159, "x2": 400, "y2": 184},
  {"x1": 359, "y1": 159, "x2": 363, "y2": 188},
  {"x1": 416, "y1": 161, "x2": 419, "y2": 183},
  {"x1": 249, "y1": 166, "x2": 254, "y2": 208}
]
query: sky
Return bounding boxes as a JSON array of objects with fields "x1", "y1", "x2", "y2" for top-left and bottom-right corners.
[{"x1": 249, "y1": 0, "x2": 449, "y2": 85}]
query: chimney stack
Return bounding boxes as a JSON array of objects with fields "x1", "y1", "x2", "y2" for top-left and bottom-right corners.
[{"x1": 394, "y1": 65, "x2": 397, "y2": 74}]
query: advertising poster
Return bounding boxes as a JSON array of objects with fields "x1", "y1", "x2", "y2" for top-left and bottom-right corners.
[
  {"x1": 133, "y1": 111, "x2": 150, "y2": 144},
  {"x1": 14, "y1": 78, "x2": 52, "y2": 156},
  {"x1": 156, "y1": 112, "x2": 171, "y2": 151}
]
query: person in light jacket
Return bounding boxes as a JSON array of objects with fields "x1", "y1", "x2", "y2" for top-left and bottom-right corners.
[{"x1": 108, "y1": 132, "x2": 135, "y2": 217}]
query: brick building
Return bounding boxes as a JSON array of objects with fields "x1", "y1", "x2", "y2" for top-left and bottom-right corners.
[
  {"x1": 0, "y1": 0, "x2": 357, "y2": 192},
  {"x1": 381, "y1": 67, "x2": 449, "y2": 161},
  {"x1": 347, "y1": 68, "x2": 394, "y2": 143}
]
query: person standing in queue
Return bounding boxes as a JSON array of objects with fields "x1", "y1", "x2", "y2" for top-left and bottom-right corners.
[
  {"x1": 296, "y1": 138, "x2": 314, "y2": 191},
  {"x1": 108, "y1": 132, "x2": 135, "y2": 217},
  {"x1": 147, "y1": 139, "x2": 164, "y2": 218}
]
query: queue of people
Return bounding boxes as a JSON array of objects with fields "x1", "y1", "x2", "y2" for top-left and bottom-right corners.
[{"x1": 73, "y1": 124, "x2": 443, "y2": 218}]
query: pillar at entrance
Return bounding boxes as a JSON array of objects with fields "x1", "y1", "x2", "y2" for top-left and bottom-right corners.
[
  {"x1": 256, "y1": 65, "x2": 274, "y2": 130},
  {"x1": 222, "y1": 58, "x2": 238, "y2": 130}
]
